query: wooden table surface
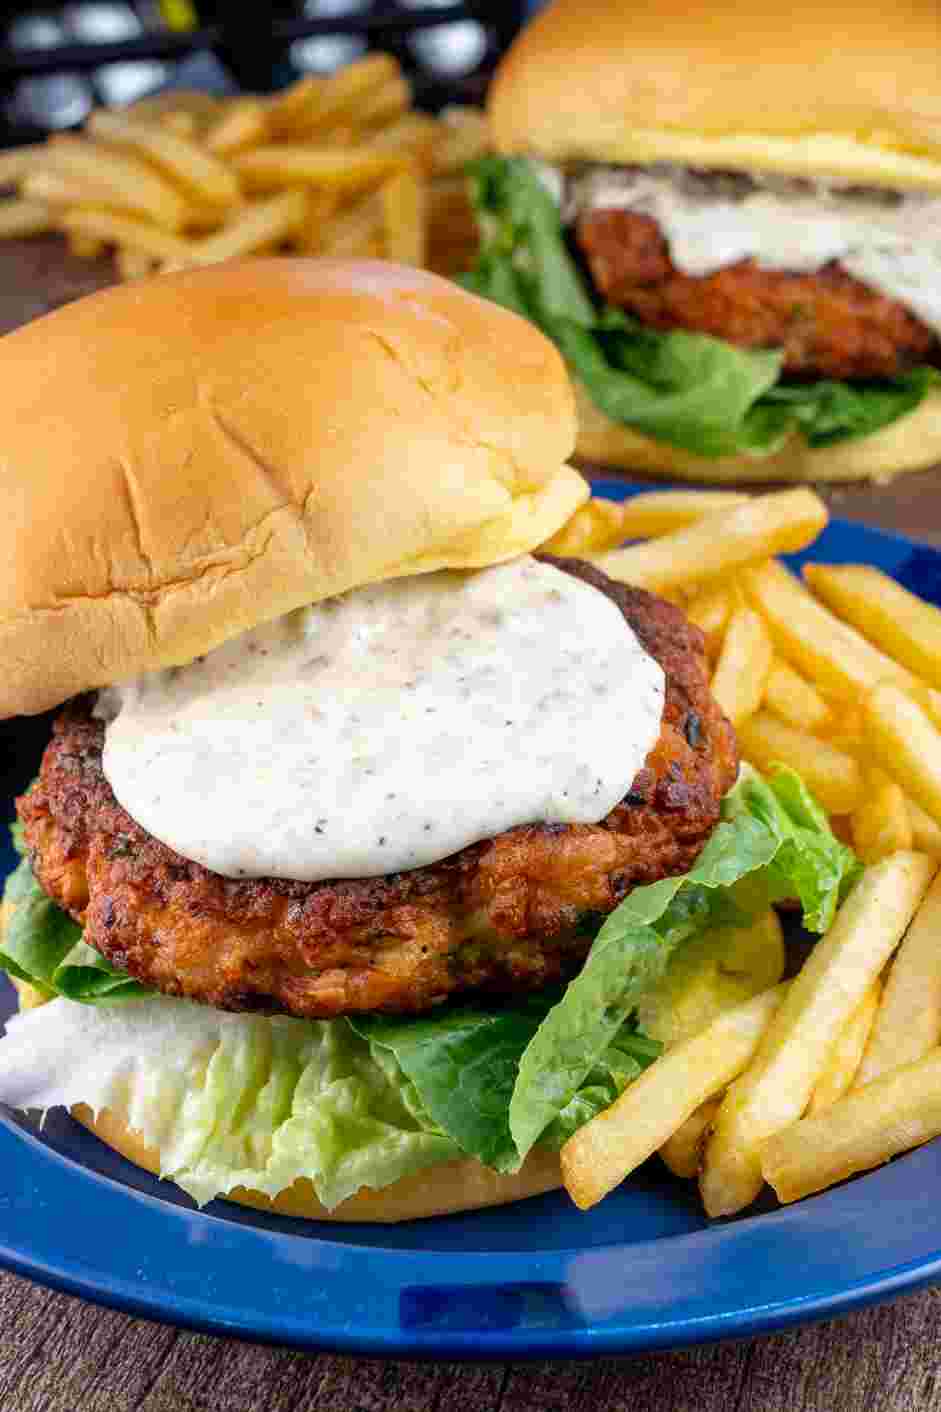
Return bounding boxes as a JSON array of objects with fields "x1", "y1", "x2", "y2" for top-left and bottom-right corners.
[{"x1": 2, "y1": 238, "x2": 941, "y2": 1412}]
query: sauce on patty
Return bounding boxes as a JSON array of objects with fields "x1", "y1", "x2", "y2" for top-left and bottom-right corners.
[
  {"x1": 559, "y1": 164, "x2": 941, "y2": 339},
  {"x1": 94, "y1": 556, "x2": 665, "y2": 882}
]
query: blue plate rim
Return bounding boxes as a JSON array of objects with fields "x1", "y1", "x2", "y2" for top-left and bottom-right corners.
[{"x1": 3, "y1": 480, "x2": 940, "y2": 1360}]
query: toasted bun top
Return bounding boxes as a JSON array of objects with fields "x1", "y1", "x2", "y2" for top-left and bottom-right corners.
[
  {"x1": 490, "y1": 0, "x2": 941, "y2": 190},
  {"x1": 0, "y1": 257, "x2": 585, "y2": 718}
]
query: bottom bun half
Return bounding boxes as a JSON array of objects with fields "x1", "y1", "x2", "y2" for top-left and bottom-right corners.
[
  {"x1": 9, "y1": 920, "x2": 564, "y2": 1224},
  {"x1": 573, "y1": 380, "x2": 941, "y2": 485},
  {"x1": 70, "y1": 1103, "x2": 562, "y2": 1224}
]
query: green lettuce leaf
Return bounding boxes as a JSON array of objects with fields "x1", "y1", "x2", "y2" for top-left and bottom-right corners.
[
  {"x1": 357, "y1": 774, "x2": 855, "y2": 1169},
  {"x1": 353, "y1": 1002, "x2": 660, "y2": 1172},
  {"x1": 0, "y1": 765, "x2": 857, "y2": 1199},
  {"x1": 723, "y1": 765, "x2": 862, "y2": 932},
  {"x1": 461, "y1": 157, "x2": 940, "y2": 459},
  {"x1": 0, "y1": 993, "x2": 459, "y2": 1210},
  {"x1": 506, "y1": 808, "x2": 781, "y2": 1159},
  {"x1": 1, "y1": 856, "x2": 149, "y2": 1002}
]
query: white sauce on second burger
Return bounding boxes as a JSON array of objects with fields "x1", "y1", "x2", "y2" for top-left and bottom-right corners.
[
  {"x1": 95, "y1": 557, "x2": 665, "y2": 881},
  {"x1": 563, "y1": 166, "x2": 941, "y2": 338}
]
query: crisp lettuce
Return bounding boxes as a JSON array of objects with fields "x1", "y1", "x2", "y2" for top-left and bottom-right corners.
[
  {"x1": 0, "y1": 994, "x2": 460, "y2": 1210},
  {"x1": 723, "y1": 766, "x2": 862, "y2": 933},
  {"x1": 461, "y1": 157, "x2": 940, "y2": 459},
  {"x1": 0, "y1": 767, "x2": 858, "y2": 1207},
  {"x1": 1, "y1": 856, "x2": 148, "y2": 1002},
  {"x1": 353, "y1": 1001, "x2": 657, "y2": 1174}
]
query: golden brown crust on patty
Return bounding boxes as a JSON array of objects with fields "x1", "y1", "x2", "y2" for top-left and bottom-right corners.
[
  {"x1": 575, "y1": 209, "x2": 938, "y2": 381},
  {"x1": 18, "y1": 560, "x2": 737, "y2": 1019}
]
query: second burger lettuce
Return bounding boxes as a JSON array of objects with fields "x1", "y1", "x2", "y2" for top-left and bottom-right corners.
[{"x1": 461, "y1": 157, "x2": 939, "y2": 461}]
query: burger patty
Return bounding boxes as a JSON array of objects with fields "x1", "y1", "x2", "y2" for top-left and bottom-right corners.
[
  {"x1": 18, "y1": 558, "x2": 737, "y2": 1020},
  {"x1": 575, "y1": 209, "x2": 937, "y2": 380}
]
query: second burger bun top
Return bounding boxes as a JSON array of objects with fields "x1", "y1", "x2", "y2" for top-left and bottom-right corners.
[
  {"x1": 0, "y1": 257, "x2": 586, "y2": 719},
  {"x1": 490, "y1": 0, "x2": 941, "y2": 191}
]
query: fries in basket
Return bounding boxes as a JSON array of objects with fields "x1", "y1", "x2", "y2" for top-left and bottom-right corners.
[
  {"x1": 0, "y1": 56, "x2": 490, "y2": 282},
  {"x1": 536, "y1": 486, "x2": 941, "y2": 1218}
]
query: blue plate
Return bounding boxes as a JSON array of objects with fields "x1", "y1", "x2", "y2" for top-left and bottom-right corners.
[{"x1": 2, "y1": 480, "x2": 941, "y2": 1359}]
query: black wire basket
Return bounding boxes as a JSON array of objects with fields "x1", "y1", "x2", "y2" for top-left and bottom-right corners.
[{"x1": 0, "y1": 2, "x2": 529, "y2": 143}]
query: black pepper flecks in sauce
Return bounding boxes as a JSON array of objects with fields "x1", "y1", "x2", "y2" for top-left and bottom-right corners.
[{"x1": 95, "y1": 557, "x2": 664, "y2": 881}]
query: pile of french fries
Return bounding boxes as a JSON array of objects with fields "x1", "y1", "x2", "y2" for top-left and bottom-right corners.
[
  {"x1": 542, "y1": 486, "x2": 941, "y2": 1216},
  {"x1": 0, "y1": 54, "x2": 487, "y2": 281}
]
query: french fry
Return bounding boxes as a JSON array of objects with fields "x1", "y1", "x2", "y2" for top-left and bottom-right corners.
[
  {"x1": 115, "y1": 247, "x2": 156, "y2": 281},
  {"x1": 431, "y1": 107, "x2": 491, "y2": 174},
  {"x1": 232, "y1": 145, "x2": 405, "y2": 195},
  {"x1": 318, "y1": 190, "x2": 384, "y2": 258},
  {"x1": 737, "y1": 712, "x2": 862, "y2": 815},
  {"x1": 353, "y1": 75, "x2": 411, "y2": 131},
  {"x1": 617, "y1": 490, "x2": 750, "y2": 540},
  {"x1": 381, "y1": 164, "x2": 425, "y2": 266},
  {"x1": 908, "y1": 681, "x2": 941, "y2": 735},
  {"x1": 906, "y1": 795, "x2": 941, "y2": 855},
  {"x1": 856, "y1": 868, "x2": 941, "y2": 1085},
  {"x1": 293, "y1": 187, "x2": 341, "y2": 255},
  {"x1": 21, "y1": 168, "x2": 113, "y2": 209},
  {"x1": 123, "y1": 90, "x2": 221, "y2": 135},
  {"x1": 183, "y1": 190, "x2": 307, "y2": 266},
  {"x1": 0, "y1": 198, "x2": 52, "y2": 238},
  {"x1": 763, "y1": 658, "x2": 832, "y2": 734},
  {"x1": 596, "y1": 489, "x2": 828, "y2": 595},
  {"x1": 60, "y1": 208, "x2": 193, "y2": 264},
  {"x1": 637, "y1": 910, "x2": 785, "y2": 1049},
  {"x1": 0, "y1": 57, "x2": 489, "y2": 287},
  {"x1": 66, "y1": 231, "x2": 104, "y2": 258},
  {"x1": 0, "y1": 143, "x2": 42, "y2": 188},
  {"x1": 180, "y1": 201, "x2": 228, "y2": 234},
  {"x1": 741, "y1": 559, "x2": 916, "y2": 702},
  {"x1": 685, "y1": 584, "x2": 735, "y2": 660},
  {"x1": 562, "y1": 984, "x2": 787, "y2": 1210},
  {"x1": 861, "y1": 683, "x2": 941, "y2": 826},
  {"x1": 159, "y1": 111, "x2": 197, "y2": 140},
  {"x1": 659, "y1": 1099, "x2": 720, "y2": 1180},
  {"x1": 850, "y1": 768, "x2": 913, "y2": 864},
  {"x1": 11, "y1": 976, "x2": 49, "y2": 1011},
  {"x1": 205, "y1": 98, "x2": 269, "y2": 157},
  {"x1": 540, "y1": 498, "x2": 626, "y2": 558},
  {"x1": 808, "y1": 980, "x2": 881, "y2": 1114},
  {"x1": 88, "y1": 109, "x2": 240, "y2": 210},
  {"x1": 366, "y1": 112, "x2": 442, "y2": 168},
  {"x1": 804, "y1": 562, "x2": 941, "y2": 691},
  {"x1": 265, "y1": 75, "x2": 324, "y2": 137},
  {"x1": 699, "y1": 852, "x2": 936, "y2": 1217},
  {"x1": 44, "y1": 135, "x2": 188, "y2": 231},
  {"x1": 710, "y1": 606, "x2": 774, "y2": 726},
  {"x1": 761, "y1": 1049, "x2": 941, "y2": 1203},
  {"x1": 274, "y1": 54, "x2": 400, "y2": 137}
]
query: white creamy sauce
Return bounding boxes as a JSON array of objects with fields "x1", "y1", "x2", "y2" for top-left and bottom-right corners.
[
  {"x1": 95, "y1": 557, "x2": 665, "y2": 882},
  {"x1": 563, "y1": 166, "x2": 941, "y2": 338}
]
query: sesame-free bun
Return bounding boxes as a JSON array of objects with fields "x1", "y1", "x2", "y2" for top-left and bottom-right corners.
[
  {"x1": 72, "y1": 1104, "x2": 562, "y2": 1223},
  {"x1": 490, "y1": 0, "x2": 941, "y2": 191},
  {"x1": 572, "y1": 382, "x2": 941, "y2": 485},
  {"x1": 0, "y1": 257, "x2": 585, "y2": 719},
  {"x1": 490, "y1": 0, "x2": 941, "y2": 482}
]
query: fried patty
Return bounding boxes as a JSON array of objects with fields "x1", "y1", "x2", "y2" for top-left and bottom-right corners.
[
  {"x1": 18, "y1": 558, "x2": 737, "y2": 1019},
  {"x1": 576, "y1": 209, "x2": 937, "y2": 381}
]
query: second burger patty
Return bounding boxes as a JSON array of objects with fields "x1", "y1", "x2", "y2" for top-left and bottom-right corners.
[
  {"x1": 576, "y1": 209, "x2": 937, "y2": 381},
  {"x1": 18, "y1": 558, "x2": 737, "y2": 1020}
]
